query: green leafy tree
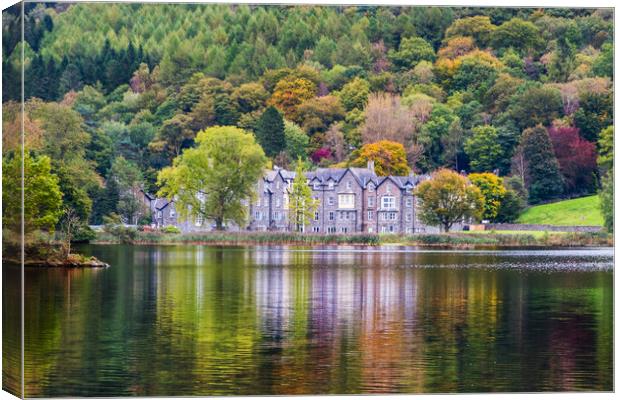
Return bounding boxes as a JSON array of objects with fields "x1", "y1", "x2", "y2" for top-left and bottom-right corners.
[
  {"x1": 573, "y1": 91, "x2": 613, "y2": 142},
  {"x1": 388, "y1": 36, "x2": 436, "y2": 71},
  {"x1": 445, "y1": 15, "x2": 495, "y2": 47},
  {"x1": 597, "y1": 126, "x2": 613, "y2": 173},
  {"x1": 592, "y1": 42, "x2": 613, "y2": 78},
  {"x1": 520, "y1": 125, "x2": 565, "y2": 204},
  {"x1": 415, "y1": 169, "x2": 484, "y2": 232},
  {"x1": 495, "y1": 188, "x2": 526, "y2": 223},
  {"x1": 464, "y1": 125, "x2": 503, "y2": 172},
  {"x1": 491, "y1": 18, "x2": 542, "y2": 55},
  {"x1": 255, "y1": 106, "x2": 286, "y2": 157},
  {"x1": 289, "y1": 158, "x2": 318, "y2": 232},
  {"x1": 599, "y1": 169, "x2": 613, "y2": 233},
  {"x1": 2, "y1": 152, "x2": 63, "y2": 234},
  {"x1": 284, "y1": 121, "x2": 309, "y2": 160},
  {"x1": 157, "y1": 126, "x2": 267, "y2": 230},
  {"x1": 509, "y1": 85, "x2": 563, "y2": 131},
  {"x1": 468, "y1": 172, "x2": 507, "y2": 221},
  {"x1": 338, "y1": 77, "x2": 370, "y2": 112},
  {"x1": 109, "y1": 156, "x2": 145, "y2": 224}
]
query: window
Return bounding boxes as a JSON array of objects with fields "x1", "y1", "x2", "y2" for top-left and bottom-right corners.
[
  {"x1": 313, "y1": 182, "x2": 320, "y2": 190},
  {"x1": 255, "y1": 211, "x2": 261, "y2": 221},
  {"x1": 406, "y1": 227, "x2": 413, "y2": 234},
  {"x1": 381, "y1": 196, "x2": 395, "y2": 210},
  {"x1": 314, "y1": 211, "x2": 319, "y2": 221},
  {"x1": 389, "y1": 225, "x2": 394, "y2": 233},
  {"x1": 368, "y1": 183, "x2": 374, "y2": 192},
  {"x1": 406, "y1": 213, "x2": 412, "y2": 222},
  {"x1": 275, "y1": 198, "x2": 281, "y2": 208},
  {"x1": 328, "y1": 181, "x2": 334, "y2": 189},
  {"x1": 276, "y1": 181, "x2": 280, "y2": 189},
  {"x1": 283, "y1": 194, "x2": 289, "y2": 209},
  {"x1": 312, "y1": 226, "x2": 320, "y2": 233},
  {"x1": 195, "y1": 214, "x2": 203, "y2": 226},
  {"x1": 339, "y1": 211, "x2": 344, "y2": 220},
  {"x1": 274, "y1": 211, "x2": 281, "y2": 221},
  {"x1": 338, "y1": 194, "x2": 355, "y2": 209},
  {"x1": 328, "y1": 196, "x2": 335, "y2": 206},
  {"x1": 381, "y1": 226, "x2": 387, "y2": 233},
  {"x1": 263, "y1": 198, "x2": 268, "y2": 207},
  {"x1": 345, "y1": 212, "x2": 350, "y2": 220},
  {"x1": 346, "y1": 181, "x2": 352, "y2": 190},
  {"x1": 368, "y1": 211, "x2": 373, "y2": 221},
  {"x1": 170, "y1": 209, "x2": 176, "y2": 217},
  {"x1": 327, "y1": 226, "x2": 337, "y2": 233},
  {"x1": 368, "y1": 227, "x2": 374, "y2": 233},
  {"x1": 368, "y1": 197, "x2": 375, "y2": 207},
  {"x1": 406, "y1": 197, "x2": 413, "y2": 207},
  {"x1": 157, "y1": 211, "x2": 162, "y2": 218},
  {"x1": 340, "y1": 227, "x2": 348, "y2": 233},
  {"x1": 329, "y1": 211, "x2": 335, "y2": 221}
]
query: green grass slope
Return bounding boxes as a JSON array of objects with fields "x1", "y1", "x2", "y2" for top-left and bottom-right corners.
[{"x1": 517, "y1": 195, "x2": 603, "y2": 226}]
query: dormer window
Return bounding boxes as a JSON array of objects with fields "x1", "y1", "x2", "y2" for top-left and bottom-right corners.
[
  {"x1": 368, "y1": 183, "x2": 374, "y2": 192},
  {"x1": 313, "y1": 182, "x2": 320, "y2": 190},
  {"x1": 328, "y1": 181, "x2": 334, "y2": 189}
]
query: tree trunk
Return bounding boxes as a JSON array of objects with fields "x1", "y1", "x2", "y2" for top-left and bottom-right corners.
[{"x1": 215, "y1": 217, "x2": 224, "y2": 230}]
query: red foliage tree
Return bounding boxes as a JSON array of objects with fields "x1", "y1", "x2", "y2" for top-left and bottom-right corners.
[
  {"x1": 311, "y1": 147, "x2": 332, "y2": 163},
  {"x1": 548, "y1": 126, "x2": 597, "y2": 194}
]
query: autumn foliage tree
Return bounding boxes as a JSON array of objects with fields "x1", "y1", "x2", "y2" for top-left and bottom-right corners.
[
  {"x1": 468, "y1": 172, "x2": 506, "y2": 221},
  {"x1": 415, "y1": 169, "x2": 484, "y2": 232},
  {"x1": 351, "y1": 140, "x2": 410, "y2": 176},
  {"x1": 548, "y1": 126, "x2": 597, "y2": 195},
  {"x1": 268, "y1": 77, "x2": 317, "y2": 120}
]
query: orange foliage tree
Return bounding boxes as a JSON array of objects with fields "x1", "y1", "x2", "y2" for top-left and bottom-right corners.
[
  {"x1": 351, "y1": 140, "x2": 410, "y2": 176},
  {"x1": 268, "y1": 77, "x2": 317, "y2": 120}
]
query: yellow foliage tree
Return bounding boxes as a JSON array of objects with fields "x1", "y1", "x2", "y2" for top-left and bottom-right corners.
[{"x1": 351, "y1": 140, "x2": 410, "y2": 176}]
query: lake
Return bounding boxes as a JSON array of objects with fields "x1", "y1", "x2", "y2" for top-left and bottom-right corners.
[{"x1": 3, "y1": 245, "x2": 613, "y2": 396}]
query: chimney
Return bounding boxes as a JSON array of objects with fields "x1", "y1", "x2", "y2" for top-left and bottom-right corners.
[{"x1": 367, "y1": 159, "x2": 375, "y2": 173}]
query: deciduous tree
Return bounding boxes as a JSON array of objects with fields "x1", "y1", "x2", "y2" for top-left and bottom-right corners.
[
  {"x1": 157, "y1": 126, "x2": 268, "y2": 230},
  {"x1": 415, "y1": 169, "x2": 484, "y2": 232},
  {"x1": 351, "y1": 140, "x2": 410, "y2": 176},
  {"x1": 289, "y1": 158, "x2": 318, "y2": 232},
  {"x1": 468, "y1": 172, "x2": 506, "y2": 221},
  {"x1": 464, "y1": 125, "x2": 503, "y2": 172}
]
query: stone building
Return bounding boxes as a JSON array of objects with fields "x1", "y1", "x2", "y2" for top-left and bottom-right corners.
[{"x1": 146, "y1": 162, "x2": 442, "y2": 234}]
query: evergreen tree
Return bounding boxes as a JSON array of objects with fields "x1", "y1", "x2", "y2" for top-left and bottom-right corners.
[
  {"x1": 521, "y1": 125, "x2": 564, "y2": 204},
  {"x1": 255, "y1": 106, "x2": 285, "y2": 157}
]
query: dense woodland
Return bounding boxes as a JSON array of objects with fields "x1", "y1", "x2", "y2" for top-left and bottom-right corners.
[{"x1": 2, "y1": 3, "x2": 614, "y2": 231}]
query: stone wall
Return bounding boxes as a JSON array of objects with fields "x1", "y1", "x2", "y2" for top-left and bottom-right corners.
[{"x1": 484, "y1": 223, "x2": 603, "y2": 233}]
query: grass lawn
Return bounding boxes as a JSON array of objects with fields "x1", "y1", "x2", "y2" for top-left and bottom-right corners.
[
  {"x1": 461, "y1": 230, "x2": 557, "y2": 237},
  {"x1": 516, "y1": 195, "x2": 603, "y2": 226}
]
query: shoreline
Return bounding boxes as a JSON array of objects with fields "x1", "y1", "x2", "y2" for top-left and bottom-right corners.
[{"x1": 91, "y1": 230, "x2": 613, "y2": 249}]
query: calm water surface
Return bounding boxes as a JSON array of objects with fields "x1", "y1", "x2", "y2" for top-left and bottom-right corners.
[{"x1": 3, "y1": 245, "x2": 613, "y2": 396}]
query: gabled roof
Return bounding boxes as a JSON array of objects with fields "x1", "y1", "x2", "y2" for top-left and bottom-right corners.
[{"x1": 153, "y1": 198, "x2": 172, "y2": 210}]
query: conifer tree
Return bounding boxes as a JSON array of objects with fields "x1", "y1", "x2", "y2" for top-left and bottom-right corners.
[
  {"x1": 520, "y1": 125, "x2": 564, "y2": 204},
  {"x1": 254, "y1": 106, "x2": 285, "y2": 157}
]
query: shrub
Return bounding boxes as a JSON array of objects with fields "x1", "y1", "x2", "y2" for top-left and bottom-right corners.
[{"x1": 161, "y1": 225, "x2": 181, "y2": 234}]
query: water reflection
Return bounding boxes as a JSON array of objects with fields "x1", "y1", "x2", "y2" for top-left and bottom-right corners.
[{"x1": 7, "y1": 245, "x2": 613, "y2": 396}]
